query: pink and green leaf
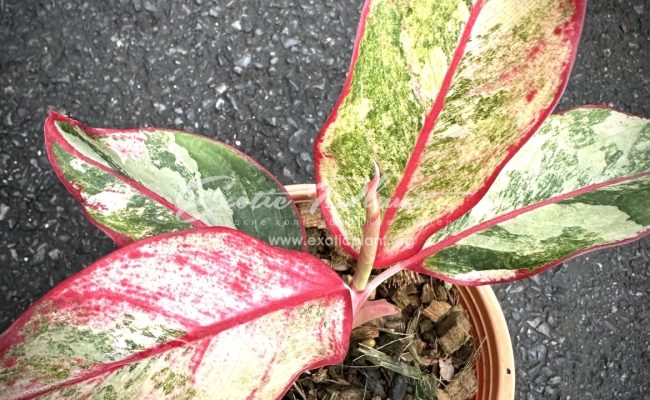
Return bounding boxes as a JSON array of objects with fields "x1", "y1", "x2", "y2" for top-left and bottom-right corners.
[
  {"x1": 315, "y1": 0, "x2": 586, "y2": 265},
  {"x1": 45, "y1": 112, "x2": 305, "y2": 250},
  {"x1": 0, "y1": 228, "x2": 351, "y2": 399},
  {"x1": 402, "y1": 107, "x2": 650, "y2": 284}
]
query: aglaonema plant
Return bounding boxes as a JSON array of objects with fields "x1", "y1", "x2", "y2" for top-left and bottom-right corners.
[{"x1": 2, "y1": 0, "x2": 650, "y2": 399}]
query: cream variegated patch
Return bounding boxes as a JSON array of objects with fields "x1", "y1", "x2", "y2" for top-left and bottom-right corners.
[
  {"x1": 453, "y1": 269, "x2": 517, "y2": 283},
  {"x1": 101, "y1": 132, "x2": 149, "y2": 163},
  {"x1": 85, "y1": 187, "x2": 134, "y2": 214}
]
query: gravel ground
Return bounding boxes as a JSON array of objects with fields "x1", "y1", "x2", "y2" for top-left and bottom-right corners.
[{"x1": 0, "y1": 1, "x2": 648, "y2": 399}]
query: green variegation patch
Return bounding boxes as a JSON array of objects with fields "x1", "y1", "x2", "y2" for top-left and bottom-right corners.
[
  {"x1": 46, "y1": 113, "x2": 304, "y2": 249},
  {"x1": 316, "y1": 0, "x2": 585, "y2": 264},
  {"x1": 52, "y1": 144, "x2": 192, "y2": 240},
  {"x1": 416, "y1": 108, "x2": 650, "y2": 283}
]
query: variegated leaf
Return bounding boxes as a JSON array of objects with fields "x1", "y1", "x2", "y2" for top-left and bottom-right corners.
[
  {"x1": 315, "y1": 0, "x2": 586, "y2": 265},
  {"x1": 405, "y1": 107, "x2": 650, "y2": 284},
  {"x1": 0, "y1": 228, "x2": 351, "y2": 400},
  {"x1": 45, "y1": 112, "x2": 305, "y2": 250}
]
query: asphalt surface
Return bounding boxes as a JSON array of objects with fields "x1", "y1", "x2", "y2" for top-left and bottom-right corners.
[{"x1": 0, "y1": 1, "x2": 648, "y2": 399}]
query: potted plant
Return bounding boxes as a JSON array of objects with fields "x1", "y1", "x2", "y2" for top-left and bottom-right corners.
[{"x1": 2, "y1": 1, "x2": 649, "y2": 399}]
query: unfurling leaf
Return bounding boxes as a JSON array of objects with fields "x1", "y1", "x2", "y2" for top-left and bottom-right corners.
[
  {"x1": 0, "y1": 228, "x2": 351, "y2": 400},
  {"x1": 409, "y1": 107, "x2": 650, "y2": 284},
  {"x1": 315, "y1": 0, "x2": 586, "y2": 265},
  {"x1": 45, "y1": 112, "x2": 305, "y2": 250}
]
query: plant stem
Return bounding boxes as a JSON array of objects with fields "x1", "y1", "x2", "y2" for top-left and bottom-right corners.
[
  {"x1": 349, "y1": 263, "x2": 407, "y2": 325},
  {"x1": 352, "y1": 165, "x2": 381, "y2": 292}
]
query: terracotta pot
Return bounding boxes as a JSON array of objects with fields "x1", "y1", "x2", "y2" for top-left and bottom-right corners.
[{"x1": 286, "y1": 184, "x2": 516, "y2": 400}]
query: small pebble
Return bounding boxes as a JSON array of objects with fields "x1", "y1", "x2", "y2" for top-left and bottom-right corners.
[
  {"x1": 439, "y1": 357, "x2": 455, "y2": 381},
  {"x1": 282, "y1": 37, "x2": 300, "y2": 49},
  {"x1": 0, "y1": 203, "x2": 9, "y2": 221},
  {"x1": 536, "y1": 322, "x2": 551, "y2": 337},
  {"x1": 208, "y1": 6, "x2": 219, "y2": 18},
  {"x1": 235, "y1": 54, "x2": 252, "y2": 69}
]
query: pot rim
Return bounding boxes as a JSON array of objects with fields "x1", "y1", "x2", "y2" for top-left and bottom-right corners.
[{"x1": 285, "y1": 184, "x2": 516, "y2": 400}]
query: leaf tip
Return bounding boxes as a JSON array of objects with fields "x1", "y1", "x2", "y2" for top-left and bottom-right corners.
[{"x1": 44, "y1": 110, "x2": 71, "y2": 132}]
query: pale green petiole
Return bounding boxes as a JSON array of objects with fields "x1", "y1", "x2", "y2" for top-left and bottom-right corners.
[{"x1": 351, "y1": 164, "x2": 382, "y2": 292}]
